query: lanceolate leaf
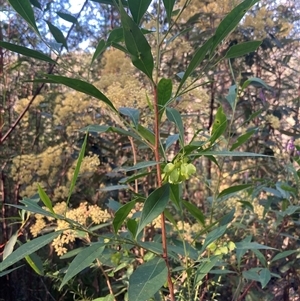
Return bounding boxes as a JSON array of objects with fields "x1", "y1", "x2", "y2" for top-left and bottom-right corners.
[
  {"x1": 66, "y1": 133, "x2": 87, "y2": 206},
  {"x1": 7, "y1": 0, "x2": 40, "y2": 35},
  {"x1": 3, "y1": 232, "x2": 18, "y2": 261},
  {"x1": 119, "y1": 2, "x2": 154, "y2": 80},
  {"x1": 225, "y1": 41, "x2": 262, "y2": 59},
  {"x1": 218, "y1": 184, "x2": 252, "y2": 199},
  {"x1": 60, "y1": 243, "x2": 105, "y2": 290},
  {"x1": 241, "y1": 77, "x2": 273, "y2": 91},
  {"x1": 128, "y1": 257, "x2": 167, "y2": 301},
  {"x1": 29, "y1": 0, "x2": 42, "y2": 10},
  {"x1": 0, "y1": 266, "x2": 25, "y2": 277},
  {"x1": 158, "y1": 78, "x2": 172, "y2": 115},
  {"x1": 163, "y1": 0, "x2": 176, "y2": 24},
  {"x1": 201, "y1": 225, "x2": 228, "y2": 253},
  {"x1": 119, "y1": 107, "x2": 140, "y2": 128},
  {"x1": 92, "y1": 0, "x2": 128, "y2": 5},
  {"x1": 243, "y1": 268, "x2": 271, "y2": 289},
  {"x1": 91, "y1": 39, "x2": 106, "y2": 64},
  {"x1": 211, "y1": 0, "x2": 259, "y2": 54},
  {"x1": 113, "y1": 200, "x2": 136, "y2": 233},
  {"x1": 182, "y1": 200, "x2": 205, "y2": 226},
  {"x1": 41, "y1": 75, "x2": 117, "y2": 112},
  {"x1": 166, "y1": 107, "x2": 184, "y2": 145},
  {"x1": 25, "y1": 252, "x2": 44, "y2": 276},
  {"x1": 230, "y1": 129, "x2": 256, "y2": 151},
  {"x1": 0, "y1": 230, "x2": 63, "y2": 272},
  {"x1": 194, "y1": 256, "x2": 220, "y2": 286},
  {"x1": 128, "y1": 0, "x2": 152, "y2": 24},
  {"x1": 0, "y1": 42, "x2": 56, "y2": 64},
  {"x1": 107, "y1": 28, "x2": 124, "y2": 44},
  {"x1": 210, "y1": 106, "x2": 227, "y2": 144},
  {"x1": 120, "y1": 161, "x2": 159, "y2": 172},
  {"x1": 37, "y1": 184, "x2": 54, "y2": 213},
  {"x1": 45, "y1": 21, "x2": 68, "y2": 50},
  {"x1": 137, "y1": 184, "x2": 170, "y2": 237},
  {"x1": 56, "y1": 12, "x2": 77, "y2": 23}
]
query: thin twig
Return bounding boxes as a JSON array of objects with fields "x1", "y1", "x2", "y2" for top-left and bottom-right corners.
[
  {"x1": 96, "y1": 259, "x2": 117, "y2": 301},
  {"x1": 236, "y1": 280, "x2": 255, "y2": 301}
]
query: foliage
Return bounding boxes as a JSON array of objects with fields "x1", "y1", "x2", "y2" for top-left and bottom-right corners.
[{"x1": 1, "y1": 0, "x2": 300, "y2": 301}]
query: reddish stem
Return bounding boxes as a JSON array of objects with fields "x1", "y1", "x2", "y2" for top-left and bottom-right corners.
[{"x1": 153, "y1": 85, "x2": 175, "y2": 301}]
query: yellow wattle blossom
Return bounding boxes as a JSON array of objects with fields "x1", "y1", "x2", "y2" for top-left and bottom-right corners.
[
  {"x1": 265, "y1": 114, "x2": 280, "y2": 129},
  {"x1": 29, "y1": 201, "x2": 112, "y2": 256}
]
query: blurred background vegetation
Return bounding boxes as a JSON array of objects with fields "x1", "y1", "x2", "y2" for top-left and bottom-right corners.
[{"x1": 1, "y1": 0, "x2": 300, "y2": 300}]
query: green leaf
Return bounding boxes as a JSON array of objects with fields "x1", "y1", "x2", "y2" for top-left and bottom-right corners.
[
  {"x1": 92, "y1": 295, "x2": 115, "y2": 301},
  {"x1": 225, "y1": 85, "x2": 237, "y2": 110},
  {"x1": 194, "y1": 256, "x2": 220, "y2": 286},
  {"x1": 92, "y1": 0, "x2": 128, "y2": 5},
  {"x1": 0, "y1": 265, "x2": 24, "y2": 277},
  {"x1": 25, "y1": 252, "x2": 44, "y2": 276},
  {"x1": 3, "y1": 232, "x2": 18, "y2": 260},
  {"x1": 165, "y1": 134, "x2": 179, "y2": 151},
  {"x1": 45, "y1": 21, "x2": 68, "y2": 50},
  {"x1": 7, "y1": 0, "x2": 40, "y2": 34},
  {"x1": 225, "y1": 41, "x2": 262, "y2": 59},
  {"x1": 99, "y1": 185, "x2": 129, "y2": 192},
  {"x1": 128, "y1": 0, "x2": 151, "y2": 24},
  {"x1": 201, "y1": 225, "x2": 228, "y2": 253},
  {"x1": 210, "y1": 106, "x2": 227, "y2": 144},
  {"x1": 119, "y1": 1, "x2": 154, "y2": 79},
  {"x1": 241, "y1": 77, "x2": 273, "y2": 91},
  {"x1": 128, "y1": 257, "x2": 167, "y2": 301},
  {"x1": 211, "y1": 0, "x2": 259, "y2": 54},
  {"x1": 137, "y1": 184, "x2": 170, "y2": 237},
  {"x1": 252, "y1": 249, "x2": 267, "y2": 267},
  {"x1": 242, "y1": 268, "x2": 271, "y2": 288},
  {"x1": 37, "y1": 184, "x2": 54, "y2": 214},
  {"x1": 219, "y1": 209, "x2": 235, "y2": 226},
  {"x1": 113, "y1": 200, "x2": 136, "y2": 233},
  {"x1": 66, "y1": 133, "x2": 87, "y2": 206},
  {"x1": 107, "y1": 28, "x2": 124, "y2": 44},
  {"x1": 236, "y1": 236, "x2": 251, "y2": 267},
  {"x1": 56, "y1": 11, "x2": 77, "y2": 23},
  {"x1": 119, "y1": 171, "x2": 152, "y2": 184},
  {"x1": 120, "y1": 161, "x2": 159, "y2": 172},
  {"x1": 91, "y1": 39, "x2": 106, "y2": 64},
  {"x1": 29, "y1": 0, "x2": 42, "y2": 10},
  {"x1": 0, "y1": 230, "x2": 63, "y2": 272},
  {"x1": 182, "y1": 200, "x2": 205, "y2": 226},
  {"x1": 110, "y1": 42, "x2": 129, "y2": 54},
  {"x1": 163, "y1": 0, "x2": 176, "y2": 24},
  {"x1": 119, "y1": 107, "x2": 140, "y2": 128},
  {"x1": 137, "y1": 125, "x2": 155, "y2": 145},
  {"x1": 166, "y1": 107, "x2": 184, "y2": 145},
  {"x1": 271, "y1": 250, "x2": 298, "y2": 263},
  {"x1": 218, "y1": 184, "x2": 252, "y2": 199},
  {"x1": 60, "y1": 243, "x2": 105, "y2": 290},
  {"x1": 0, "y1": 42, "x2": 56, "y2": 64},
  {"x1": 10, "y1": 199, "x2": 56, "y2": 220},
  {"x1": 191, "y1": 150, "x2": 270, "y2": 158},
  {"x1": 81, "y1": 124, "x2": 142, "y2": 142},
  {"x1": 158, "y1": 78, "x2": 172, "y2": 117},
  {"x1": 60, "y1": 247, "x2": 84, "y2": 259},
  {"x1": 177, "y1": 37, "x2": 212, "y2": 93},
  {"x1": 235, "y1": 241, "x2": 276, "y2": 250},
  {"x1": 230, "y1": 129, "x2": 256, "y2": 151},
  {"x1": 40, "y1": 75, "x2": 117, "y2": 112},
  {"x1": 127, "y1": 218, "x2": 138, "y2": 237}
]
